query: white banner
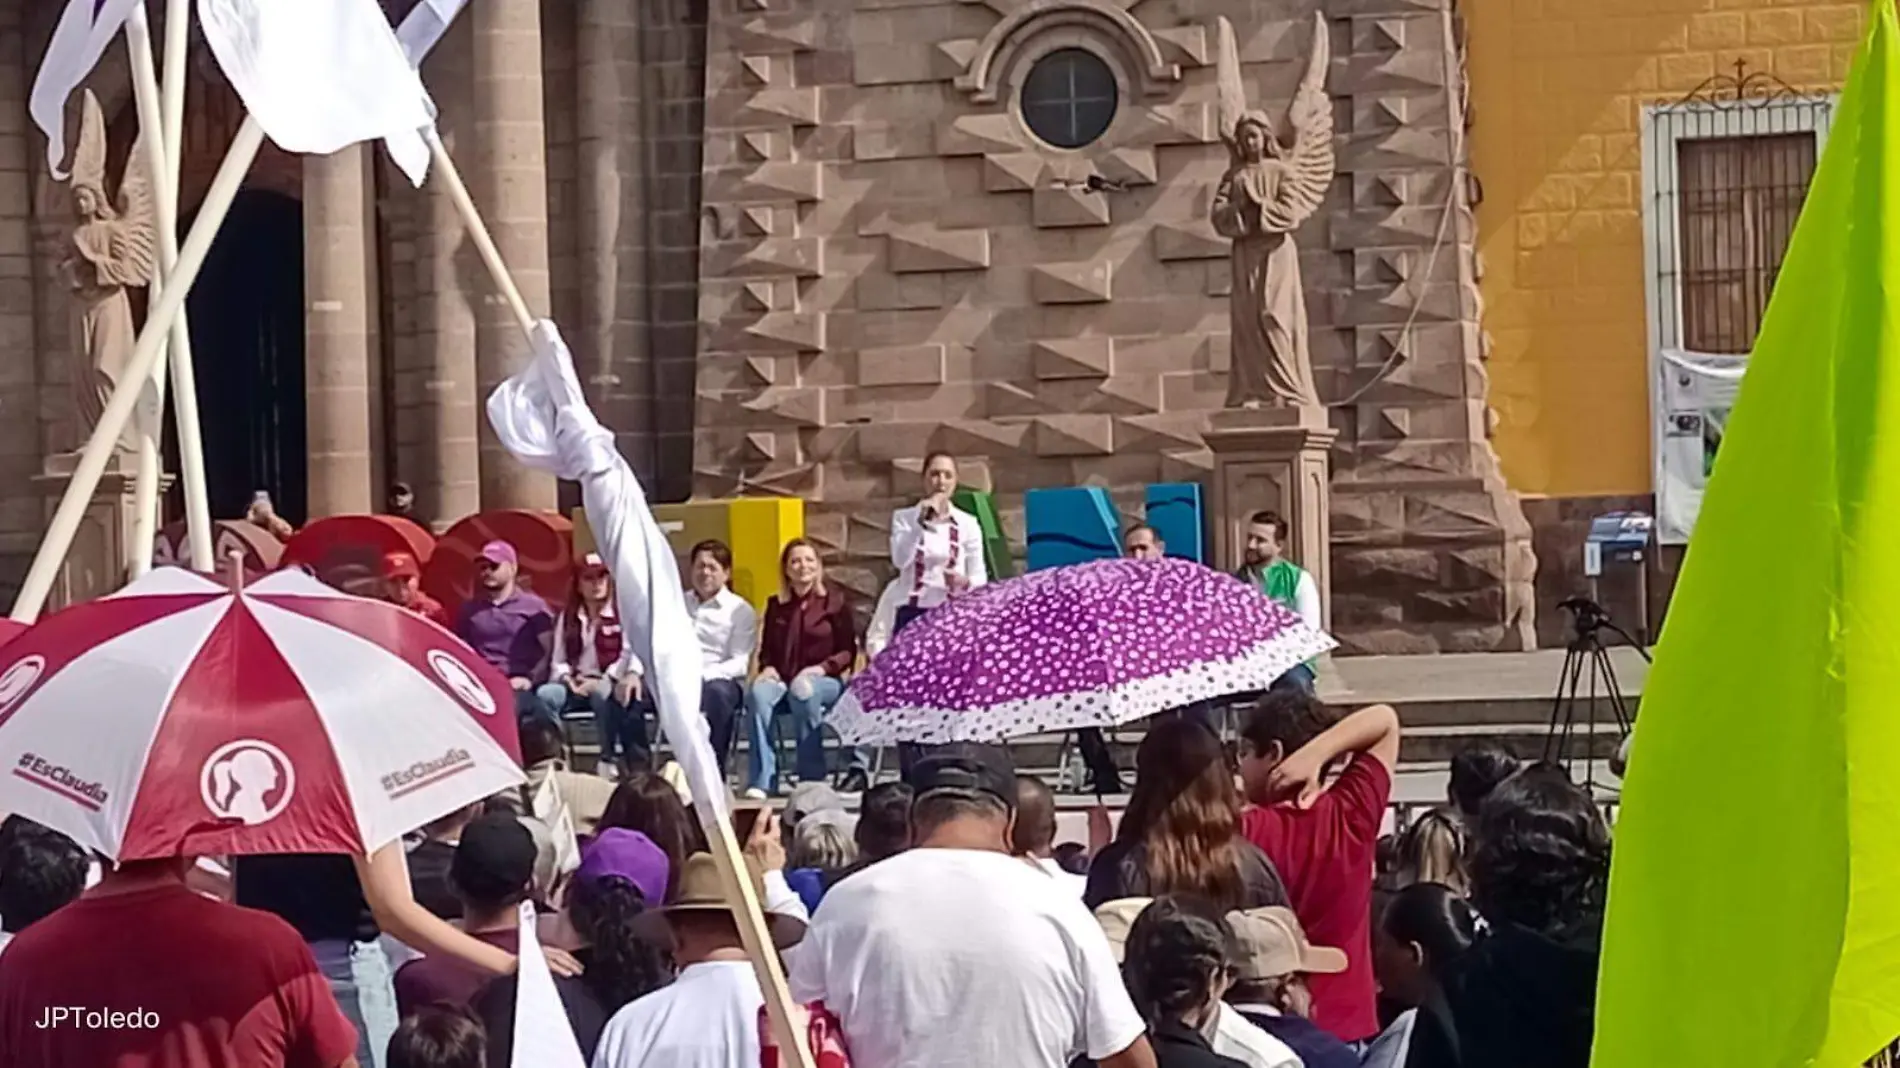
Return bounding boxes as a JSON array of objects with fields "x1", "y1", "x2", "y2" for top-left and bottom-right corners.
[{"x1": 1657, "y1": 349, "x2": 1748, "y2": 544}]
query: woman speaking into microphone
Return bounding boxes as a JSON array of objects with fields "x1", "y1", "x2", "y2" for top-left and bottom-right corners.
[{"x1": 883, "y1": 451, "x2": 988, "y2": 781}]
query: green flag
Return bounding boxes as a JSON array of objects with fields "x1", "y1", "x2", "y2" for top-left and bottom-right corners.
[{"x1": 1593, "y1": 4, "x2": 1900, "y2": 1065}]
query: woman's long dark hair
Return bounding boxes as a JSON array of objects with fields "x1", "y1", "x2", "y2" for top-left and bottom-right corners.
[
  {"x1": 597, "y1": 772, "x2": 706, "y2": 899},
  {"x1": 1383, "y1": 881, "x2": 1478, "y2": 978},
  {"x1": 1122, "y1": 896, "x2": 1233, "y2": 1026},
  {"x1": 1116, "y1": 718, "x2": 1246, "y2": 909},
  {"x1": 566, "y1": 875, "x2": 672, "y2": 1011},
  {"x1": 1469, "y1": 762, "x2": 1610, "y2": 939}
]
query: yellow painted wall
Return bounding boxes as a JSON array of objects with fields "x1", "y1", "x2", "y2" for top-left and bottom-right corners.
[{"x1": 1468, "y1": 0, "x2": 1861, "y2": 499}]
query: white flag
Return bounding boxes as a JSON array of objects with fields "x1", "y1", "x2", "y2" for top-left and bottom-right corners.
[
  {"x1": 395, "y1": 0, "x2": 470, "y2": 65},
  {"x1": 487, "y1": 322, "x2": 733, "y2": 823},
  {"x1": 196, "y1": 0, "x2": 435, "y2": 185},
  {"x1": 29, "y1": 0, "x2": 143, "y2": 178},
  {"x1": 383, "y1": 0, "x2": 471, "y2": 190},
  {"x1": 510, "y1": 901, "x2": 587, "y2": 1068}
]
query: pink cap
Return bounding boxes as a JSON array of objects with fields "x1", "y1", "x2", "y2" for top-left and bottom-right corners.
[{"x1": 478, "y1": 540, "x2": 518, "y2": 566}]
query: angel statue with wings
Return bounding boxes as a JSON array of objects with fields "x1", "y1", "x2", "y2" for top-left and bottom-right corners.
[
  {"x1": 62, "y1": 89, "x2": 157, "y2": 451},
  {"x1": 1210, "y1": 14, "x2": 1334, "y2": 410}
]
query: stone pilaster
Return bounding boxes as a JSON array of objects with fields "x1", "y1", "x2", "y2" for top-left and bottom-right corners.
[
  {"x1": 576, "y1": 0, "x2": 654, "y2": 481},
  {"x1": 303, "y1": 145, "x2": 376, "y2": 517},
  {"x1": 0, "y1": 2, "x2": 40, "y2": 577},
  {"x1": 402, "y1": 14, "x2": 481, "y2": 529},
  {"x1": 471, "y1": 0, "x2": 555, "y2": 509}
]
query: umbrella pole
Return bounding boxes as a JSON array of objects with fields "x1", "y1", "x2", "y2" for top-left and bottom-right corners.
[{"x1": 11, "y1": 118, "x2": 266, "y2": 622}]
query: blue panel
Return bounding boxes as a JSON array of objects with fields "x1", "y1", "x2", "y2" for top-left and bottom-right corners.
[
  {"x1": 1025, "y1": 486, "x2": 1120, "y2": 571},
  {"x1": 1144, "y1": 482, "x2": 1206, "y2": 565}
]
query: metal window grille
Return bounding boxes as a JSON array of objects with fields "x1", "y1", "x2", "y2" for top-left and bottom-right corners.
[
  {"x1": 1642, "y1": 70, "x2": 1836, "y2": 358},
  {"x1": 1675, "y1": 133, "x2": 1818, "y2": 354}
]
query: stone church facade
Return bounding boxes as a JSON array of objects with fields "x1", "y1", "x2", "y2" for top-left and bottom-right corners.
[{"x1": 0, "y1": 0, "x2": 1535, "y2": 654}]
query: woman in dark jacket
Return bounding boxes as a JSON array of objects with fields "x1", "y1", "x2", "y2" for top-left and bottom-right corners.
[
  {"x1": 743, "y1": 538, "x2": 858, "y2": 797},
  {"x1": 1405, "y1": 764, "x2": 1608, "y2": 1068},
  {"x1": 1087, "y1": 718, "x2": 1287, "y2": 912}
]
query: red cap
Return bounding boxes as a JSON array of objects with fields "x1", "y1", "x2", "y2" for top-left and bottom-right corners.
[
  {"x1": 578, "y1": 551, "x2": 609, "y2": 577},
  {"x1": 383, "y1": 552, "x2": 420, "y2": 579}
]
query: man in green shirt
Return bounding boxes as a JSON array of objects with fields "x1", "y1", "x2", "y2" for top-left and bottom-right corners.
[{"x1": 1237, "y1": 510, "x2": 1320, "y2": 693}]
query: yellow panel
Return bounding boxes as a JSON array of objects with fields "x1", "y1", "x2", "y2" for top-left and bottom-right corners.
[
  {"x1": 727, "y1": 497, "x2": 804, "y2": 614},
  {"x1": 570, "y1": 498, "x2": 804, "y2": 616}
]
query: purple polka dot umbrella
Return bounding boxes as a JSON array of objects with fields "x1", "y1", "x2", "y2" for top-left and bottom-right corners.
[{"x1": 829, "y1": 556, "x2": 1336, "y2": 746}]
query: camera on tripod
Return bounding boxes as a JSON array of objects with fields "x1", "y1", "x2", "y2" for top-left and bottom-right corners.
[{"x1": 1558, "y1": 596, "x2": 1612, "y2": 636}]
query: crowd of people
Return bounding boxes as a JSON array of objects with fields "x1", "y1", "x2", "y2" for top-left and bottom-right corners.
[
  {"x1": 0, "y1": 445, "x2": 1630, "y2": 1068},
  {"x1": 0, "y1": 673, "x2": 1619, "y2": 1068}
]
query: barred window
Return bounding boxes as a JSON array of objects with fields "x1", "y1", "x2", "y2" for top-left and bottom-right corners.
[{"x1": 1675, "y1": 133, "x2": 1818, "y2": 354}]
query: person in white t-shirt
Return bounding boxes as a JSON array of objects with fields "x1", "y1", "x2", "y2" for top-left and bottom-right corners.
[
  {"x1": 685, "y1": 539, "x2": 760, "y2": 772},
  {"x1": 787, "y1": 744, "x2": 1155, "y2": 1068},
  {"x1": 592, "y1": 853, "x2": 771, "y2": 1068}
]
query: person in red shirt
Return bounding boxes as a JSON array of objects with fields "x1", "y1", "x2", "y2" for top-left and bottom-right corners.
[
  {"x1": 384, "y1": 552, "x2": 449, "y2": 628},
  {"x1": 0, "y1": 855, "x2": 360, "y2": 1068},
  {"x1": 1236, "y1": 694, "x2": 1401, "y2": 1045}
]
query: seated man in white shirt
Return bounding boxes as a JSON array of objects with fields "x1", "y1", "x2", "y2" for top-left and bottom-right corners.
[
  {"x1": 592, "y1": 853, "x2": 766, "y2": 1068},
  {"x1": 685, "y1": 539, "x2": 759, "y2": 773},
  {"x1": 787, "y1": 744, "x2": 1156, "y2": 1068}
]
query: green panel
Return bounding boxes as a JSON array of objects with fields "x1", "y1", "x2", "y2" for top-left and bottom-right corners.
[{"x1": 953, "y1": 488, "x2": 1016, "y2": 580}]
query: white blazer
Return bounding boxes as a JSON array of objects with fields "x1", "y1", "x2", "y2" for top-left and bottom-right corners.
[{"x1": 889, "y1": 503, "x2": 987, "y2": 610}]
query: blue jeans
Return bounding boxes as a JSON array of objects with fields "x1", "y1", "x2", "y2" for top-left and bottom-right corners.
[
  {"x1": 745, "y1": 673, "x2": 844, "y2": 794},
  {"x1": 535, "y1": 681, "x2": 650, "y2": 768},
  {"x1": 311, "y1": 938, "x2": 398, "y2": 1068}
]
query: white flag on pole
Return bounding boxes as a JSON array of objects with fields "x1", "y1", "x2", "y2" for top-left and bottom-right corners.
[
  {"x1": 510, "y1": 901, "x2": 587, "y2": 1068},
  {"x1": 487, "y1": 322, "x2": 733, "y2": 822},
  {"x1": 29, "y1": 0, "x2": 144, "y2": 178},
  {"x1": 383, "y1": 0, "x2": 471, "y2": 189},
  {"x1": 196, "y1": 0, "x2": 435, "y2": 185}
]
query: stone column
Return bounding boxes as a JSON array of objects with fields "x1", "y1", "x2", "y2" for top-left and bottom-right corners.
[
  {"x1": 471, "y1": 0, "x2": 556, "y2": 509},
  {"x1": 1205, "y1": 408, "x2": 1340, "y2": 630},
  {"x1": 577, "y1": 0, "x2": 653, "y2": 478},
  {"x1": 303, "y1": 144, "x2": 376, "y2": 517}
]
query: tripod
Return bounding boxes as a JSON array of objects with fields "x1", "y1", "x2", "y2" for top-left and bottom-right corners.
[{"x1": 1545, "y1": 597, "x2": 1650, "y2": 792}]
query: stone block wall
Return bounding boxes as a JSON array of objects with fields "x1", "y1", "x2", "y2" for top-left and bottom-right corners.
[{"x1": 692, "y1": 0, "x2": 1537, "y2": 652}]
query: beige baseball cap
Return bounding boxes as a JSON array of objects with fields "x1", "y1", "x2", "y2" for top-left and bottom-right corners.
[{"x1": 1227, "y1": 906, "x2": 1349, "y2": 981}]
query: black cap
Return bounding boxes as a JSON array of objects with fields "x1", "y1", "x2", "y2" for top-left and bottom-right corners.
[
  {"x1": 450, "y1": 814, "x2": 538, "y2": 905},
  {"x1": 909, "y1": 743, "x2": 1017, "y2": 805}
]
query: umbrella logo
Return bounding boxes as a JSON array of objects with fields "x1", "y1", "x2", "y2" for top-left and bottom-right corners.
[
  {"x1": 427, "y1": 650, "x2": 496, "y2": 716},
  {"x1": 199, "y1": 740, "x2": 295, "y2": 827},
  {"x1": 0, "y1": 656, "x2": 45, "y2": 712}
]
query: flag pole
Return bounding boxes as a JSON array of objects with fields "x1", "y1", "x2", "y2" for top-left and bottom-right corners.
[
  {"x1": 155, "y1": 0, "x2": 214, "y2": 571},
  {"x1": 423, "y1": 129, "x2": 535, "y2": 335},
  {"x1": 438, "y1": 129, "x2": 816, "y2": 1066},
  {"x1": 122, "y1": 4, "x2": 172, "y2": 578},
  {"x1": 11, "y1": 118, "x2": 266, "y2": 622}
]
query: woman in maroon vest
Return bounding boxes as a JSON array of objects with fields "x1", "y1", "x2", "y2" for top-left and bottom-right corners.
[
  {"x1": 743, "y1": 539, "x2": 858, "y2": 798},
  {"x1": 534, "y1": 552, "x2": 649, "y2": 776}
]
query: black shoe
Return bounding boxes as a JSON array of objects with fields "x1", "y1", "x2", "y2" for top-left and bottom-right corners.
[{"x1": 836, "y1": 767, "x2": 871, "y2": 794}]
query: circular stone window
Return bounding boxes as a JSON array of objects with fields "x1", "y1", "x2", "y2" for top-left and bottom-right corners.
[{"x1": 1020, "y1": 48, "x2": 1119, "y2": 150}]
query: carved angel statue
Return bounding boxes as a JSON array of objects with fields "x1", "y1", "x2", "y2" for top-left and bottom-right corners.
[
  {"x1": 62, "y1": 89, "x2": 157, "y2": 450},
  {"x1": 1210, "y1": 14, "x2": 1334, "y2": 410}
]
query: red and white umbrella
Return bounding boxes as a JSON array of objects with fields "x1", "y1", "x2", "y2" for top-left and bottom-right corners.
[{"x1": 0, "y1": 567, "x2": 524, "y2": 861}]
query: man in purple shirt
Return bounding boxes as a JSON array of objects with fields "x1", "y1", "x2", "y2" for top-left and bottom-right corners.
[{"x1": 453, "y1": 540, "x2": 554, "y2": 721}]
